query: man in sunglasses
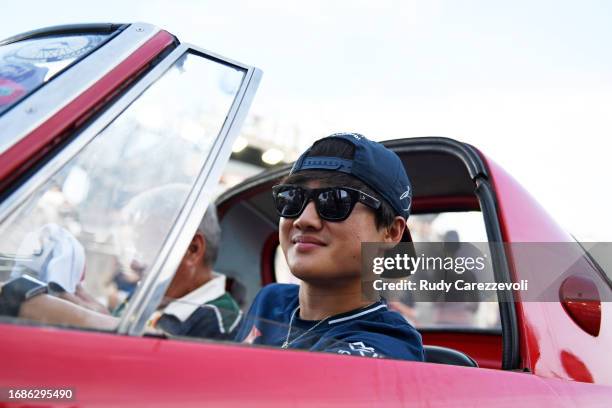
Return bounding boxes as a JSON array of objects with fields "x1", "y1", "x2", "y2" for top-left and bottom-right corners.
[{"x1": 235, "y1": 133, "x2": 424, "y2": 361}]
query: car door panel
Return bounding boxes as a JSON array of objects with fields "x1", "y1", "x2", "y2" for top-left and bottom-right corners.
[{"x1": 3, "y1": 323, "x2": 601, "y2": 407}]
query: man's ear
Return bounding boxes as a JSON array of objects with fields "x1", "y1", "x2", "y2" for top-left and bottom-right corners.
[
  {"x1": 384, "y1": 216, "x2": 406, "y2": 244},
  {"x1": 184, "y1": 232, "x2": 207, "y2": 266}
]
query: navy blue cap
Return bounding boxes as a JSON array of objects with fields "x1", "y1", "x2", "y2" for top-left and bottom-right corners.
[{"x1": 290, "y1": 132, "x2": 412, "y2": 219}]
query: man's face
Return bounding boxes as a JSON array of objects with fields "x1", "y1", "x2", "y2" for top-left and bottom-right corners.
[
  {"x1": 279, "y1": 180, "x2": 387, "y2": 283},
  {"x1": 164, "y1": 258, "x2": 190, "y2": 301}
]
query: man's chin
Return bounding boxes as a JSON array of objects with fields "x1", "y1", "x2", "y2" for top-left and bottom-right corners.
[
  {"x1": 288, "y1": 263, "x2": 320, "y2": 279},
  {"x1": 288, "y1": 264, "x2": 359, "y2": 284},
  {"x1": 287, "y1": 248, "x2": 321, "y2": 265}
]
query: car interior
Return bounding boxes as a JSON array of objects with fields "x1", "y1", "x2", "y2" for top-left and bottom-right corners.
[{"x1": 215, "y1": 137, "x2": 505, "y2": 369}]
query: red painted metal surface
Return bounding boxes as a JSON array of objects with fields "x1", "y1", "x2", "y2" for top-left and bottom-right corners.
[
  {"x1": 482, "y1": 158, "x2": 571, "y2": 243},
  {"x1": 560, "y1": 276, "x2": 602, "y2": 337},
  {"x1": 0, "y1": 30, "x2": 175, "y2": 192},
  {"x1": 2, "y1": 323, "x2": 611, "y2": 407},
  {"x1": 482, "y1": 155, "x2": 612, "y2": 385}
]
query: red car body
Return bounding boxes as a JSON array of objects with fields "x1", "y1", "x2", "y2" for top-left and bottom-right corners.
[{"x1": 0, "y1": 23, "x2": 610, "y2": 407}]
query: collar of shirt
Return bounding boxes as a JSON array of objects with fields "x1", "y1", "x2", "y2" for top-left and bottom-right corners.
[
  {"x1": 293, "y1": 300, "x2": 387, "y2": 330},
  {"x1": 162, "y1": 272, "x2": 226, "y2": 322}
]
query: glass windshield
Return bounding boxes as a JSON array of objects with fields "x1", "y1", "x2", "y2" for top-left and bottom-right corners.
[
  {"x1": 0, "y1": 34, "x2": 108, "y2": 115},
  {"x1": 0, "y1": 51, "x2": 245, "y2": 330}
]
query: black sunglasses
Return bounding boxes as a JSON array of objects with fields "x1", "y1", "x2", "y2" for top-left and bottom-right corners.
[{"x1": 272, "y1": 184, "x2": 381, "y2": 221}]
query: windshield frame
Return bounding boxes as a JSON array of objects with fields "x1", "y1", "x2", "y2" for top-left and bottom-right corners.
[
  {"x1": 115, "y1": 44, "x2": 262, "y2": 335},
  {"x1": 0, "y1": 23, "x2": 158, "y2": 155},
  {"x1": 0, "y1": 39, "x2": 261, "y2": 336}
]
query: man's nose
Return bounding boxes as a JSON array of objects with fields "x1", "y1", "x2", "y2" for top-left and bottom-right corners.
[{"x1": 294, "y1": 201, "x2": 322, "y2": 230}]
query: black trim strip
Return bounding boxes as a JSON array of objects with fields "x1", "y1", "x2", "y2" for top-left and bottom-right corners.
[
  {"x1": 475, "y1": 178, "x2": 520, "y2": 369},
  {"x1": 382, "y1": 137, "x2": 488, "y2": 180}
]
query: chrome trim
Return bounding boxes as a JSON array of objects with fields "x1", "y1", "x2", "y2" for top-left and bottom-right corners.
[
  {"x1": 0, "y1": 32, "x2": 179, "y2": 224},
  {"x1": 0, "y1": 23, "x2": 160, "y2": 154},
  {"x1": 112, "y1": 45, "x2": 261, "y2": 335}
]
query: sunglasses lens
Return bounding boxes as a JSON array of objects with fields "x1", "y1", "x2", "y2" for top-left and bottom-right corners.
[
  {"x1": 317, "y1": 189, "x2": 353, "y2": 220},
  {"x1": 274, "y1": 187, "x2": 306, "y2": 217},
  {"x1": 273, "y1": 186, "x2": 359, "y2": 220}
]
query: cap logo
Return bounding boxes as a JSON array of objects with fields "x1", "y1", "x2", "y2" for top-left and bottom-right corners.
[
  {"x1": 299, "y1": 156, "x2": 353, "y2": 172},
  {"x1": 310, "y1": 159, "x2": 337, "y2": 166},
  {"x1": 400, "y1": 187, "x2": 411, "y2": 212}
]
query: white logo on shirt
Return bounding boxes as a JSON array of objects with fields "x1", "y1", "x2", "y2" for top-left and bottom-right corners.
[{"x1": 337, "y1": 341, "x2": 380, "y2": 358}]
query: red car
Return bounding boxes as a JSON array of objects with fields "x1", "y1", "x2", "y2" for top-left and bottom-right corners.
[{"x1": 0, "y1": 23, "x2": 610, "y2": 406}]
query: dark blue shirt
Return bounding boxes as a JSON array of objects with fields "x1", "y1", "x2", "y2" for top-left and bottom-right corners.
[{"x1": 235, "y1": 283, "x2": 424, "y2": 361}]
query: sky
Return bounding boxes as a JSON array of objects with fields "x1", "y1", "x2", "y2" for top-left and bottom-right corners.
[{"x1": 2, "y1": 0, "x2": 611, "y2": 241}]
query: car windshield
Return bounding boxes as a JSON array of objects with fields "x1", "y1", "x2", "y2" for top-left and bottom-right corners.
[
  {"x1": 0, "y1": 49, "x2": 247, "y2": 330},
  {"x1": 0, "y1": 33, "x2": 108, "y2": 116}
]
